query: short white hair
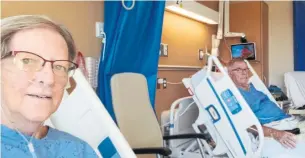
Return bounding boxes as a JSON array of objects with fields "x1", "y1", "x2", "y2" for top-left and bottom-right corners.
[{"x1": 227, "y1": 57, "x2": 246, "y2": 72}]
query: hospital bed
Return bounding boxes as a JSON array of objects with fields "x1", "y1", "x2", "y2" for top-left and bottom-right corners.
[
  {"x1": 162, "y1": 55, "x2": 305, "y2": 158},
  {"x1": 162, "y1": 56, "x2": 265, "y2": 158},
  {"x1": 45, "y1": 69, "x2": 136, "y2": 158},
  {"x1": 284, "y1": 71, "x2": 305, "y2": 115}
]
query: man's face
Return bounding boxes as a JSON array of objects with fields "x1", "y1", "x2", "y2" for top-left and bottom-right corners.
[{"x1": 229, "y1": 61, "x2": 250, "y2": 87}]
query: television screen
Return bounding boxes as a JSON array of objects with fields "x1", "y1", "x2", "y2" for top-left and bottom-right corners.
[{"x1": 231, "y1": 43, "x2": 256, "y2": 60}]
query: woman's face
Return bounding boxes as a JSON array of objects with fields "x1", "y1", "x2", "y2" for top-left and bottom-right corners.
[{"x1": 1, "y1": 28, "x2": 69, "y2": 122}]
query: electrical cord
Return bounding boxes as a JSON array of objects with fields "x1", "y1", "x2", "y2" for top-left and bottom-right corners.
[
  {"x1": 101, "y1": 32, "x2": 107, "y2": 62},
  {"x1": 15, "y1": 128, "x2": 38, "y2": 158}
]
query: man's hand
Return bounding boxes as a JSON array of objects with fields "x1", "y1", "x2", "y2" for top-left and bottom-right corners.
[
  {"x1": 272, "y1": 130, "x2": 297, "y2": 149},
  {"x1": 263, "y1": 126, "x2": 297, "y2": 149}
]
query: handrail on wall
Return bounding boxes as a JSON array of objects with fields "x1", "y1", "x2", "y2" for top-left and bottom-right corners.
[{"x1": 158, "y1": 65, "x2": 203, "y2": 71}]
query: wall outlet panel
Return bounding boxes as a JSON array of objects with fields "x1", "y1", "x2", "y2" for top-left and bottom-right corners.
[
  {"x1": 96, "y1": 22, "x2": 104, "y2": 38},
  {"x1": 160, "y1": 43, "x2": 168, "y2": 57},
  {"x1": 198, "y1": 49, "x2": 204, "y2": 60}
]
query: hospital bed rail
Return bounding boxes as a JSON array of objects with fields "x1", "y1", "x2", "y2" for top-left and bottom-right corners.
[{"x1": 181, "y1": 56, "x2": 265, "y2": 158}]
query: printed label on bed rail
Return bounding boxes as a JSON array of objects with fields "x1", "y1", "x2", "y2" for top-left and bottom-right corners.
[{"x1": 221, "y1": 89, "x2": 242, "y2": 115}]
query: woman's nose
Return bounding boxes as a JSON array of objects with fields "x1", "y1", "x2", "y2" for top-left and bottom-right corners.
[{"x1": 35, "y1": 62, "x2": 55, "y2": 86}]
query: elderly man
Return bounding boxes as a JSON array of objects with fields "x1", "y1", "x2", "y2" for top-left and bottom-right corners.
[{"x1": 227, "y1": 58, "x2": 305, "y2": 149}]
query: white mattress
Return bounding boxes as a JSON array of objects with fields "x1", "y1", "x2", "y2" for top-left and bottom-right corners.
[{"x1": 262, "y1": 138, "x2": 305, "y2": 158}]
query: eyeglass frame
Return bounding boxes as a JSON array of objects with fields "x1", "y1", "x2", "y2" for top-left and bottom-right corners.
[
  {"x1": 231, "y1": 67, "x2": 250, "y2": 73},
  {"x1": 2, "y1": 51, "x2": 78, "y2": 77}
]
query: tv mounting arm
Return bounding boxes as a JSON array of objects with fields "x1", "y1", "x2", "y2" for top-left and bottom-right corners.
[
  {"x1": 223, "y1": 1, "x2": 246, "y2": 38},
  {"x1": 211, "y1": 0, "x2": 246, "y2": 56}
]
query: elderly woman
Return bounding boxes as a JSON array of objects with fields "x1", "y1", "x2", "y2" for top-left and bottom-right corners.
[{"x1": 1, "y1": 15, "x2": 99, "y2": 157}]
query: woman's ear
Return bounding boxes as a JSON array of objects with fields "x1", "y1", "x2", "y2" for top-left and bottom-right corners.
[
  {"x1": 65, "y1": 78, "x2": 71, "y2": 89},
  {"x1": 66, "y1": 78, "x2": 76, "y2": 94}
]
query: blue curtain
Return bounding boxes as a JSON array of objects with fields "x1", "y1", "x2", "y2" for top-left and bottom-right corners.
[
  {"x1": 97, "y1": 1, "x2": 165, "y2": 121},
  {"x1": 293, "y1": 2, "x2": 305, "y2": 71}
]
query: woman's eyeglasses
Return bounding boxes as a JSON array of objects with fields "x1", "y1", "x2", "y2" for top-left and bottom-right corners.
[
  {"x1": 232, "y1": 68, "x2": 249, "y2": 73},
  {"x1": 7, "y1": 51, "x2": 78, "y2": 77}
]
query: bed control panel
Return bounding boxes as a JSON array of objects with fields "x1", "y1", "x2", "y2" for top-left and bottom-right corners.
[{"x1": 221, "y1": 89, "x2": 242, "y2": 115}]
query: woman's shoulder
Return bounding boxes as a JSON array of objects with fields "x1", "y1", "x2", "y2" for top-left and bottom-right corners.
[
  {"x1": 47, "y1": 127, "x2": 82, "y2": 141},
  {"x1": 46, "y1": 127, "x2": 99, "y2": 157}
]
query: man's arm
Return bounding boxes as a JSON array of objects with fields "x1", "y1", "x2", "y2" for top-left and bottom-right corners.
[{"x1": 262, "y1": 126, "x2": 276, "y2": 137}]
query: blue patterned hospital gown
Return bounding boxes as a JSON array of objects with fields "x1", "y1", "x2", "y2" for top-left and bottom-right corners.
[{"x1": 1, "y1": 125, "x2": 99, "y2": 158}]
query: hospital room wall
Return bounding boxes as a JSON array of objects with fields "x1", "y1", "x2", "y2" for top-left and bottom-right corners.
[
  {"x1": 266, "y1": 1, "x2": 294, "y2": 91},
  {"x1": 1, "y1": 1, "x2": 104, "y2": 58},
  {"x1": 155, "y1": 3, "x2": 218, "y2": 120}
]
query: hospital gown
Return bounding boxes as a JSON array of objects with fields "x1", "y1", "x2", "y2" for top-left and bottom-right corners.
[
  {"x1": 1, "y1": 125, "x2": 99, "y2": 158},
  {"x1": 238, "y1": 84, "x2": 290, "y2": 124}
]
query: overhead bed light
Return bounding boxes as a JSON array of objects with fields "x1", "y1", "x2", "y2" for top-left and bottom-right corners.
[{"x1": 165, "y1": 0, "x2": 219, "y2": 25}]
